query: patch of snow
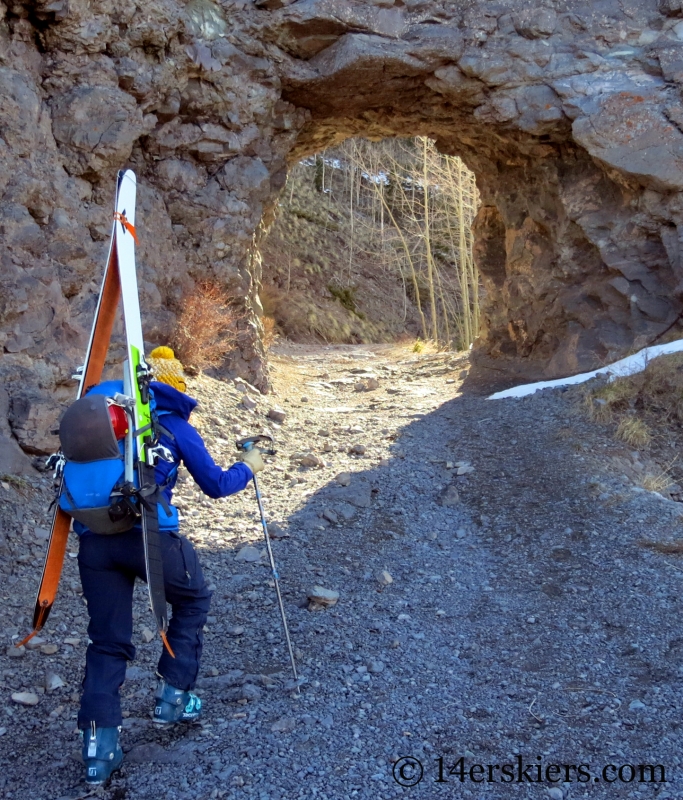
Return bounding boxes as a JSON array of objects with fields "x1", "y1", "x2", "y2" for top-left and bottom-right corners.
[{"x1": 488, "y1": 338, "x2": 683, "y2": 400}]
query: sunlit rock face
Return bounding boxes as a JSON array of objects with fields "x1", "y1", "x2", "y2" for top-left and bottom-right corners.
[{"x1": 2, "y1": 0, "x2": 683, "y2": 452}]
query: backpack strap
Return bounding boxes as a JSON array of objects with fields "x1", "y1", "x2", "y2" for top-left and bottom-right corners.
[{"x1": 137, "y1": 463, "x2": 178, "y2": 518}]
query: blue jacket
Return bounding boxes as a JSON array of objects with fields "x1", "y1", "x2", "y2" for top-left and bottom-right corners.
[
  {"x1": 74, "y1": 380, "x2": 251, "y2": 534},
  {"x1": 151, "y1": 381, "x2": 252, "y2": 508}
]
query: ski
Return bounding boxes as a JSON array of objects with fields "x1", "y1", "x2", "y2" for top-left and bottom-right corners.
[
  {"x1": 115, "y1": 171, "x2": 171, "y2": 654},
  {"x1": 19, "y1": 170, "x2": 172, "y2": 655},
  {"x1": 18, "y1": 190, "x2": 122, "y2": 647}
]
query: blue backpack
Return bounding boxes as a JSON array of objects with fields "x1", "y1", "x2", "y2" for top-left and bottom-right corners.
[{"x1": 57, "y1": 381, "x2": 177, "y2": 534}]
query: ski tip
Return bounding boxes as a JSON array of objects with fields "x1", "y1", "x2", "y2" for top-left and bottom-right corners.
[{"x1": 120, "y1": 169, "x2": 137, "y2": 187}]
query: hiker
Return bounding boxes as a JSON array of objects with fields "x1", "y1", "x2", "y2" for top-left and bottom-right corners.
[{"x1": 77, "y1": 346, "x2": 265, "y2": 784}]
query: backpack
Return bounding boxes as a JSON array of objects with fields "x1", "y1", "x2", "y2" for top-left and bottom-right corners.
[{"x1": 55, "y1": 381, "x2": 176, "y2": 535}]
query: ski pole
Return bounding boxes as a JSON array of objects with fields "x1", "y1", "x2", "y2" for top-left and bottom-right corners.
[{"x1": 236, "y1": 435, "x2": 299, "y2": 687}]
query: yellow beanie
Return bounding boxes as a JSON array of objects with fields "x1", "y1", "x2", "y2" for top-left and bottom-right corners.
[{"x1": 148, "y1": 346, "x2": 187, "y2": 393}]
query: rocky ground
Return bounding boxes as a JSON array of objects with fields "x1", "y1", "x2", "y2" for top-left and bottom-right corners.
[{"x1": 1, "y1": 342, "x2": 683, "y2": 800}]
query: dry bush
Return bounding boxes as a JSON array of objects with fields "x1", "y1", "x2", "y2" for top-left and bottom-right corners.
[
  {"x1": 615, "y1": 416, "x2": 651, "y2": 448},
  {"x1": 261, "y1": 316, "x2": 277, "y2": 350},
  {"x1": 635, "y1": 352, "x2": 683, "y2": 421},
  {"x1": 583, "y1": 379, "x2": 637, "y2": 422},
  {"x1": 640, "y1": 473, "x2": 674, "y2": 493},
  {"x1": 172, "y1": 281, "x2": 240, "y2": 373},
  {"x1": 585, "y1": 353, "x2": 683, "y2": 423}
]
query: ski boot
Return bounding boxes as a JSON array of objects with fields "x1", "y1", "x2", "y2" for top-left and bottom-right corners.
[
  {"x1": 81, "y1": 722, "x2": 123, "y2": 785},
  {"x1": 152, "y1": 678, "x2": 202, "y2": 725}
]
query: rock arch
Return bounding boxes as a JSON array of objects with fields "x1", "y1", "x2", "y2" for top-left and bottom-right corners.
[
  {"x1": 2, "y1": 0, "x2": 683, "y2": 456},
  {"x1": 273, "y1": 2, "x2": 683, "y2": 379}
]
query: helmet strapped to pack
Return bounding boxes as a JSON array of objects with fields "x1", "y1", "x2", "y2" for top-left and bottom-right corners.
[
  {"x1": 108, "y1": 403, "x2": 129, "y2": 440},
  {"x1": 52, "y1": 381, "x2": 177, "y2": 535}
]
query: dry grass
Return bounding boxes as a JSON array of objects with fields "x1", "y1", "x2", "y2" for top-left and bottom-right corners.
[
  {"x1": 583, "y1": 351, "x2": 683, "y2": 442},
  {"x1": 262, "y1": 316, "x2": 277, "y2": 351},
  {"x1": 583, "y1": 380, "x2": 635, "y2": 423},
  {"x1": 639, "y1": 470, "x2": 675, "y2": 494},
  {"x1": 615, "y1": 416, "x2": 651, "y2": 448},
  {"x1": 0, "y1": 474, "x2": 31, "y2": 494},
  {"x1": 639, "y1": 539, "x2": 683, "y2": 555},
  {"x1": 172, "y1": 282, "x2": 240, "y2": 373}
]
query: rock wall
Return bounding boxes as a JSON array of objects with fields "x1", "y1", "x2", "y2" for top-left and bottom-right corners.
[{"x1": 3, "y1": 0, "x2": 683, "y2": 458}]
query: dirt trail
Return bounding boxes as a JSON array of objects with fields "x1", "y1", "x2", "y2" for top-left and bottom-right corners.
[{"x1": 1, "y1": 343, "x2": 681, "y2": 800}]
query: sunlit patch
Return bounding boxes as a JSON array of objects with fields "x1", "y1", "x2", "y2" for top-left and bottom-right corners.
[{"x1": 184, "y1": 0, "x2": 227, "y2": 40}]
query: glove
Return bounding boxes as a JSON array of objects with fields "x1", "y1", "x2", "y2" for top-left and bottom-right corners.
[{"x1": 241, "y1": 448, "x2": 265, "y2": 474}]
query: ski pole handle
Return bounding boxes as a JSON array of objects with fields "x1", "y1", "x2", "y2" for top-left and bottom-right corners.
[{"x1": 236, "y1": 434, "x2": 276, "y2": 456}]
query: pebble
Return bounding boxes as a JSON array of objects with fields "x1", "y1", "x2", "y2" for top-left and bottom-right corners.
[
  {"x1": 45, "y1": 671, "x2": 65, "y2": 692},
  {"x1": 335, "y1": 472, "x2": 352, "y2": 486},
  {"x1": 349, "y1": 444, "x2": 366, "y2": 455},
  {"x1": 367, "y1": 660, "x2": 384, "y2": 674},
  {"x1": 6, "y1": 645, "x2": 25, "y2": 658},
  {"x1": 235, "y1": 545, "x2": 261, "y2": 562},
  {"x1": 268, "y1": 522, "x2": 288, "y2": 539},
  {"x1": 300, "y1": 453, "x2": 324, "y2": 467},
  {"x1": 40, "y1": 644, "x2": 59, "y2": 655},
  {"x1": 34, "y1": 527, "x2": 50, "y2": 540},
  {"x1": 377, "y1": 570, "x2": 393, "y2": 586},
  {"x1": 12, "y1": 692, "x2": 39, "y2": 706},
  {"x1": 267, "y1": 407, "x2": 286, "y2": 423},
  {"x1": 241, "y1": 395, "x2": 257, "y2": 410},
  {"x1": 547, "y1": 789, "x2": 563, "y2": 800},
  {"x1": 234, "y1": 683, "x2": 261, "y2": 702},
  {"x1": 440, "y1": 485, "x2": 460, "y2": 506},
  {"x1": 24, "y1": 636, "x2": 46, "y2": 651},
  {"x1": 228, "y1": 626, "x2": 245, "y2": 636},
  {"x1": 308, "y1": 586, "x2": 339, "y2": 609},
  {"x1": 270, "y1": 716, "x2": 297, "y2": 733},
  {"x1": 629, "y1": 699, "x2": 646, "y2": 710}
]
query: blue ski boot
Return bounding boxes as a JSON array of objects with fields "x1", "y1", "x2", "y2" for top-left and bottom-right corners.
[
  {"x1": 81, "y1": 722, "x2": 123, "y2": 785},
  {"x1": 152, "y1": 678, "x2": 202, "y2": 725}
]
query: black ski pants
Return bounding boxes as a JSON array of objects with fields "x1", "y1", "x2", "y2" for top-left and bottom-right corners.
[{"x1": 77, "y1": 528, "x2": 212, "y2": 728}]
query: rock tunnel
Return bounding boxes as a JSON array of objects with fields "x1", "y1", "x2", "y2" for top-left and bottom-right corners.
[{"x1": 2, "y1": 0, "x2": 683, "y2": 463}]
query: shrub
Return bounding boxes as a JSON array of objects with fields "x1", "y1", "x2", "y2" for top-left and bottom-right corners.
[
  {"x1": 172, "y1": 281, "x2": 239, "y2": 373},
  {"x1": 640, "y1": 470, "x2": 674, "y2": 494},
  {"x1": 262, "y1": 315, "x2": 277, "y2": 350},
  {"x1": 615, "y1": 416, "x2": 651, "y2": 448},
  {"x1": 328, "y1": 284, "x2": 357, "y2": 313}
]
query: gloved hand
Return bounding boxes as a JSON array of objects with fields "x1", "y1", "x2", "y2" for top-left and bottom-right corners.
[{"x1": 241, "y1": 448, "x2": 265, "y2": 474}]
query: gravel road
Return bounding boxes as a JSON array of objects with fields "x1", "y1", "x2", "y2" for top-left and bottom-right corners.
[{"x1": 1, "y1": 343, "x2": 681, "y2": 800}]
